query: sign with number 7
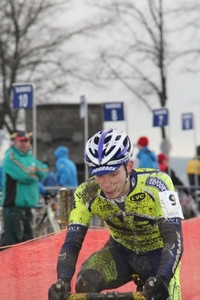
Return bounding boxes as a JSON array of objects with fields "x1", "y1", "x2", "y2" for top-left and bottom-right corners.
[{"x1": 152, "y1": 108, "x2": 169, "y2": 127}]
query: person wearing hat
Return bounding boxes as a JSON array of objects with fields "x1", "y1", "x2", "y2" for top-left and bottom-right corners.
[
  {"x1": 186, "y1": 145, "x2": 200, "y2": 193},
  {"x1": 1, "y1": 130, "x2": 48, "y2": 246},
  {"x1": 136, "y1": 136, "x2": 159, "y2": 169},
  {"x1": 49, "y1": 128, "x2": 183, "y2": 300},
  {"x1": 54, "y1": 146, "x2": 78, "y2": 188}
]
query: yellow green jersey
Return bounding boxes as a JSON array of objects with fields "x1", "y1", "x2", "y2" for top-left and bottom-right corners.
[{"x1": 69, "y1": 168, "x2": 183, "y2": 253}]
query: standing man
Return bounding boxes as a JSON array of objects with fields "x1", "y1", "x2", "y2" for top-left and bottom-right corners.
[
  {"x1": 2, "y1": 130, "x2": 48, "y2": 246},
  {"x1": 136, "y1": 136, "x2": 159, "y2": 169},
  {"x1": 54, "y1": 146, "x2": 78, "y2": 188}
]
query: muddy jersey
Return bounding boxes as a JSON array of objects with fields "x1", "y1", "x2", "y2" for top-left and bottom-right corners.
[
  {"x1": 58, "y1": 168, "x2": 184, "y2": 281},
  {"x1": 69, "y1": 168, "x2": 183, "y2": 253}
]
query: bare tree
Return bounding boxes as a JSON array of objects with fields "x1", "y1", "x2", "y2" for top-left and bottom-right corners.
[
  {"x1": 87, "y1": 0, "x2": 184, "y2": 140},
  {"x1": 167, "y1": 0, "x2": 200, "y2": 73},
  {"x1": 0, "y1": 0, "x2": 103, "y2": 133}
]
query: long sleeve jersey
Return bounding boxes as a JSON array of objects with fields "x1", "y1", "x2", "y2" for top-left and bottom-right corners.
[{"x1": 57, "y1": 168, "x2": 184, "y2": 283}]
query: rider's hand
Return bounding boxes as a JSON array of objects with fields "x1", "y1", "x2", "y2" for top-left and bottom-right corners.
[
  {"x1": 143, "y1": 276, "x2": 169, "y2": 300},
  {"x1": 48, "y1": 278, "x2": 71, "y2": 300}
]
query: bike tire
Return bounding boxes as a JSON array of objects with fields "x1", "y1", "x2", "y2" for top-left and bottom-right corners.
[{"x1": 35, "y1": 218, "x2": 60, "y2": 237}]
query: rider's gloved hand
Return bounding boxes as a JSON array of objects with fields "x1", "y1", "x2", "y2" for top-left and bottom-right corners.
[
  {"x1": 48, "y1": 277, "x2": 71, "y2": 300},
  {"x1": 143, "y1": 276, "x2": 169, "y2": 300}
]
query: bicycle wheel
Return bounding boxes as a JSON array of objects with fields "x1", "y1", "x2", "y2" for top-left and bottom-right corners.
[
  {"x1": 35, "y1": 220, "x2": 55, "y2": 237},
  {"x1": 0, "y1": 207, "x2": 5, "y2": 247},
  {"x1": 35, "y1": 207, "x2": 61, "y2": 237}
]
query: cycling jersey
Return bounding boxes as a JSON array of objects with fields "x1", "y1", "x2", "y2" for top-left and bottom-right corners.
[
  {"x1": 69, "y1": 169, "x2": 183, "y2": 252},
  {"x1": 58, "y1": 168, "x2": 183, "y2": 287}
]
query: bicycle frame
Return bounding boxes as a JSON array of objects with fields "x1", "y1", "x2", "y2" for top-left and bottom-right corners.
[
  {"x1": 46, "y1": 202, "x2": 60, "y2": 232},
  {"x1": 34, "y1": 196, "x2": 61, "y2": 237}
]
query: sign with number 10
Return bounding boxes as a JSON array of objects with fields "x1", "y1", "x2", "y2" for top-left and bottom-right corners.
[{"x1": 12, "y1": 84, "x2": 34, "y2": 109}]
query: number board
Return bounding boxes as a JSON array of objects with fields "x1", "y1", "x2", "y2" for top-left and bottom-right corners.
[
  {"x1": 181, "y1": 113, "x2": 193, "y2": 130},
  {"x1": 103, "y1": 102, "x2": 124, "y2": 121},
  {"x1": 12, "y1": 84, "x2": 33, "y2": 109},
  {"x1": 152, "y1": 108, "x2": 169, "y2": 127}
]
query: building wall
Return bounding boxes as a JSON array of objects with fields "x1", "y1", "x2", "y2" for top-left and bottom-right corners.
[{"x1": 25, "y1": 103, "x2": 103, "y2": 184}]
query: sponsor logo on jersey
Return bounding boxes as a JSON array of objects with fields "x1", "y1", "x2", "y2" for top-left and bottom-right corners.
[
  {"x1": 68, "y1": 224, "x2": 81, "y2": 231},
  {"x1": 76, "y1": 184, "x2": 99, "y2": 199},
  {"x1": 130, "y1": 193, "x2": 145, "y2": 202},
  {"x1": 146, "y1": 177, "x2": 168, "y2": 192}
]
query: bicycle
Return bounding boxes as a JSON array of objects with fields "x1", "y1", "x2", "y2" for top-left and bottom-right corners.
[
  {"x1": 55, "y1": 274, "x2": 148, "y2": 300},
  {"x1": 177, "y1": 189, "x2": 200, "y2": 219},
  {"x1": 0, "y1": 191, "x2": 5, "y2": 247},
  {"x1": 0, "y1": 188, "x2": 72, "y2": 244},
  {"x1": 0, "y1": 206, "x2": 5, "y2": 247},
  {"x1": 33, "y1": 192, "x2": 61, "y2": 237}
]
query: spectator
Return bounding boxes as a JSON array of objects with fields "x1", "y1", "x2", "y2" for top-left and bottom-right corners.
[
  {"x1": 54, "y1": 146, "x2": 78, "y2": 188},
  {"x1": 49, "y1": 128, "x2": 183, "y2": 300},
  {"x1": 0, "y1": 165, "x2": 2, "y2": 191},
  {"x1": 158, "y1": 153, "x2": 189, "y2": 196},
  {"x1": 136, "y1": 136, "x2": 158, "y2": 169},
  {"x1": 41, "y1": 161, "x2": 57, "y2": 196},
  {"x1": 1, "y1": 130, "x2": 48, "y2": 246},
  {"x1": 38, "y1": 181, "x2": 47, "y2": 197},
  {"x1": 186, "y1": 145, "x2": 200, "y2": 192}
]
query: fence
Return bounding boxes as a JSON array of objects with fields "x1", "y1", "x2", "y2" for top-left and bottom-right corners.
[{"x1": 0, "y1": 217, "x2": 200, "y2": 300}]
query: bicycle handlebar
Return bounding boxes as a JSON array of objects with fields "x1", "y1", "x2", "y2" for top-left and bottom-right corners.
[{"x1": 67, "y1": 291, "x2": 147, "y2": 300}]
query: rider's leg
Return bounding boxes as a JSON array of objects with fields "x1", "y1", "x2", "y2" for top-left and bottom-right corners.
[{"x1": 75, "y1": 241, "x2": 132, "y2": 293}]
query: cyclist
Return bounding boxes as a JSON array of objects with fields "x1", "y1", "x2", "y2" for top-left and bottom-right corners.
[{"x1": 49, "y1": 128, "x2": 184, "y2": 300}]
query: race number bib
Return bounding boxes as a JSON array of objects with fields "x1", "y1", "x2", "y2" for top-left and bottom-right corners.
[{"x1": 159, "y1": 191, "x2": 184, "y2": 219}]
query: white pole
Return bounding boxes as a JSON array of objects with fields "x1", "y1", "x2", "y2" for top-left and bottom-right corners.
[
  {"x1": 32, "y1": 84, "x2": 37, "y2": 157},
  {"x1": 193, "y1": 114, "x2": 198, "y2": 189},
  {"x1": 85, "y1": 99, "x2": 89, "y2": 181}
]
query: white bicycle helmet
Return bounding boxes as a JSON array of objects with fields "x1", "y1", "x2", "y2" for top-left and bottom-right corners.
[{"x1": 84, "y1": 128, "x2": 133, "y2": 175}]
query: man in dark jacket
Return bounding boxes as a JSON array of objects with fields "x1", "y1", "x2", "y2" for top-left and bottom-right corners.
[{"x1": 2, "y1": 130, "x2": 48, "y2": 245}]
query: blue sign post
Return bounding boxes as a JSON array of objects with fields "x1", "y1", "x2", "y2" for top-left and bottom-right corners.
[
  {"x1": 153, "y1": 108, "x2": 170, "y2": 157},
  {"x1": 12, "y1": 82, "x2": 36, "y2": 157},
  {"x1": 103, "y1": 102, "x2": 124, "y2": 121},
  {"x1": 152, "y1": 108, "x2": 169, "y2": 127},
  {"x1": 181, "y1": 112, "x2": 197, "y2": 186},
  {"x1": 12, "y1": 84, "x2": 33, "y2": 109},
  {"x1": 181, "y1": 113, "x2": 193, "y2": 130}
]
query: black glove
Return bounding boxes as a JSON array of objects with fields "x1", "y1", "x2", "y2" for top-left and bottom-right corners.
[
  {"x1": 48, "y1": 278, "x2": 71, "y2": 300},
  {"x1": 143, "y1": 276, "x2": 169, "y2": 300}
]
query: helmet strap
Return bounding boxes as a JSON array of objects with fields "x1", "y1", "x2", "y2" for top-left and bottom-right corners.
[{"x1": 124, "y1": 163, "x2": 130, "y2": 184}]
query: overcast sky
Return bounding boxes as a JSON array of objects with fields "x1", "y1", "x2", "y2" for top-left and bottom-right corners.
[
  {"x1": 63, "y1": 1, "x2": 200, "y2": 159},
  {"x1": 1, "y1": 0, "x2": 200, "y2": 161}
]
